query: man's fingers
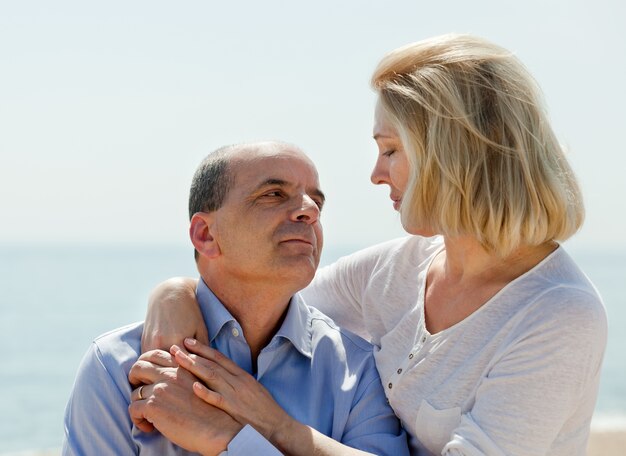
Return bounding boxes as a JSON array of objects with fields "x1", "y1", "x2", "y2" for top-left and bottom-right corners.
[
  {"x1": 138, "y1": 349, "x2": 178, "y2": 367},
  {"x1": 131, "y1": 384, "x2": 151, "y2": 403},
  {"x1": 129, "y1": 349, "x2": 178, "y2": 386},
  {"x1": 129, "y1": 360, "x2": 160, "y2": 386},
  {"x1": 129, "y1": 359, "x2": 176, "y2": 386},
  {"x1": 128, "y1": 400, "x2": 155, "y2": 433}
]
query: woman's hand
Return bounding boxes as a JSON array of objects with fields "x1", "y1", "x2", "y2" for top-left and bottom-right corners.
[
  {"x1": 172, "y1": 339, "x2": 375, "y2": 456},
  {"x1": 171, "y1": 338, "x2": 295, "y2": 443},
  {"x1": 141, "y1": 277, "x2": 207, "y2": 352}
]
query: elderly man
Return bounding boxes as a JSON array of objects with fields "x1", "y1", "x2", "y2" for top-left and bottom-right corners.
[{"x1": 62, "y1": 141, "x2": 408, "y2": 455}]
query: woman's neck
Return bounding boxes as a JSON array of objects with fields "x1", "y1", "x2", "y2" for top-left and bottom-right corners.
[{"x1": 423, "y1": 236, "x2": 558, "y2": 334}]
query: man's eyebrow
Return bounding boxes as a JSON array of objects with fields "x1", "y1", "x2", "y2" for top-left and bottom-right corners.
[
  {"x1": 256, "y1": 178, "x2": 325, "y2": 203},
  {"x1": 255, "y1": 178, "x2": 288, "y2": 190}
]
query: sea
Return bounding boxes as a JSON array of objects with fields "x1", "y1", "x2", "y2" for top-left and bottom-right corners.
[{"x1": 1, "y1": 242, "x2": 625, "y2": 453}]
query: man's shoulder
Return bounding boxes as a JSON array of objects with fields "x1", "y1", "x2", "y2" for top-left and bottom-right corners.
[
  {"x1": 90, "y1": 321, "x2": 144, "y2": 374},
  {"x1": 304, "y1": 302, "x2": 375, "y2": 356}
]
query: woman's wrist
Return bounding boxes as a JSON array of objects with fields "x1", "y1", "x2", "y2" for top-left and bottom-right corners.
[{"x1": 267, "y1": 416, "x2": 305, "y2": 455}]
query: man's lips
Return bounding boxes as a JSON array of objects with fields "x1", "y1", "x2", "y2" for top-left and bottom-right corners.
[{"x1": 280, "y1": 237, "x2": 314, "y2": 246}]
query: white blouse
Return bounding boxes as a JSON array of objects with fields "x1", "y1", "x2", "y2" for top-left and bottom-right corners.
[{"x1": 302, "y1": 235, "x2": 607, "y2": 455}]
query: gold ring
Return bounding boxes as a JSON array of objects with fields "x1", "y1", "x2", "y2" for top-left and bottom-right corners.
[{"x1": 137, "y1": 385, "x2": 145, "y2": 401}]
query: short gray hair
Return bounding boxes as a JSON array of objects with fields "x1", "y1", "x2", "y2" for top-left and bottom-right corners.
[{"x1": 188, "y1": 145, "x2": 235, "y2": 220}]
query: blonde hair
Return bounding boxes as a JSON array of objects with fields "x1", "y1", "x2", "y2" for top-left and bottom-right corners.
[{"x1": 372, "y1": 34, "x2": 584, "y2": 256}]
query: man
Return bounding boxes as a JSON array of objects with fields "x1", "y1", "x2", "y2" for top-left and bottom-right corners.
[{"x1": 62, "y1": 141, "x2": 408, "y2": 455}]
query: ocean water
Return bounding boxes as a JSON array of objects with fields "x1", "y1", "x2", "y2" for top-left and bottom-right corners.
[{"x1": 0, "y1": 243, "x2": 624, "y2": 453}]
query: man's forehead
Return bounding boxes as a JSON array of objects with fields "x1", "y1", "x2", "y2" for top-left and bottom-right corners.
[{"x1": 230, "y1": 145, "x2": 319, "y2": 183}]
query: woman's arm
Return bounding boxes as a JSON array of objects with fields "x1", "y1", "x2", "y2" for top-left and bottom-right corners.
[
  {"x1": 141, "y1": 277, "x2": 206, "y2": 352},
  {"x1": 172, "y1": 339, "x2": 408, "y2": 456},
  {"x1": 141, "y1": 239, "x2": 403, "y2": 352},
  {"x1": 140, "y1": 253, "x2": 370, "y2": 352}
]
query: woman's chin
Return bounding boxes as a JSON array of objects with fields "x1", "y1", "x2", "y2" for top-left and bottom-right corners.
[{"x1": 400, "y1": 220, "x2": 436, "y2": 237}]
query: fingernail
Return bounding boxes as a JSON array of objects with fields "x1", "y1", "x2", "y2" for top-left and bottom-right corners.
[
  {"x1": 170, "y1": 345, "x2": 180, "y2": 354},
  {"x1": 185, "y1": 337, "x2": 196, "y2": 346}
]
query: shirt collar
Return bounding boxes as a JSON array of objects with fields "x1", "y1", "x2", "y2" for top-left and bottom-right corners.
[
  {"x1": 195, "y1": 278, "x2": 313, "y2": 358},
  {"x1": 196, "y1": 278, "x2": 237, "y2": 344},
  {"x1": 273, "y1": 293, "x2": 313, "y2": 359}
]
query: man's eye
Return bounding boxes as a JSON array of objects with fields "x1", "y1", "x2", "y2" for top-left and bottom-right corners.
[{"x1": 262, "y1": 191, "x2": 284, "y2": 199}]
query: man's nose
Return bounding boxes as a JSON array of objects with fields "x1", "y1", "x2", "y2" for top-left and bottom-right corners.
[{"x1": 292, "y1": 195, "x2": 320, "y2": 224}]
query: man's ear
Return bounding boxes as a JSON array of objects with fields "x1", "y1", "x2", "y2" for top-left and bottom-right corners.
[{"x1": 189, "y1": 212, "x2": 221, "y2": 259}]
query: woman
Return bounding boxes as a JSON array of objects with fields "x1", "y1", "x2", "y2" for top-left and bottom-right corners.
[{"x1": 142, "y1": 34, "x2": 606, "y2": 455}]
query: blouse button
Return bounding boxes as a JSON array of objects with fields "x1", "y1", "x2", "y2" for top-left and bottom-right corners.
[
  {"x1": 397, "y1": 368, "x2": 403, "y2": 374},
  {"x1": 408, "y1": 353, "x2": 414, "y2": 359},
  {"x1": 388, "y1": 382, "x2": 393, "y2": 389},
  {"x1": 422, "y1": 336, "x2": 427, "y2": 343}
]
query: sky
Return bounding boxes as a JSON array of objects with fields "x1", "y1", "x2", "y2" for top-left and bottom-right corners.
[{"x1": 1, "y1": 0, "x2": 625, "y2": 253}]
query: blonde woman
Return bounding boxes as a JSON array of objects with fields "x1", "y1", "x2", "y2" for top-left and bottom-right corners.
[{"x1": 140, "y1": 35, "x2": 606, "y2": 455}]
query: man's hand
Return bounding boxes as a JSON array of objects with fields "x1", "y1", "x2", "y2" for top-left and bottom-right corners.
[{"x1": 129, "y1": 350, "x2": 243, "y2": 456}]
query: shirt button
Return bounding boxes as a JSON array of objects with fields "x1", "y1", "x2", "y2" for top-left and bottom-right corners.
[
  {"x1": 408, "y1": 353, "x2": 414, "y2": 359},
  {"x1": 388, "y1": 383, "x2": 393, "y2": 389},
  {"x1": 422, "y1": 336, "x2": 427, "y2": 343},
  {"x1": 231, "y1": 328, "x2": 240, "y2": 337},
  {"x1": 397, "y1": 368, "x2": 403, "y2": 374}
]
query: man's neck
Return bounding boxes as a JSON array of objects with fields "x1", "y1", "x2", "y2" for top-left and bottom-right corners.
[{"x1": 203, "y1": 275, "x2": 296, "y2": 363}]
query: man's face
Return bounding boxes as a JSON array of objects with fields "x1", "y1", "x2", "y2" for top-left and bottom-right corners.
[{"x1": 210, "y1": 145, "x2": 324, "y2": 290}]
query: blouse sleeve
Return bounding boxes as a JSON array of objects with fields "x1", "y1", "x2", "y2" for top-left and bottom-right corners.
[{"x1": 300, "y1": 243, "x2": 389, "y2": 340}]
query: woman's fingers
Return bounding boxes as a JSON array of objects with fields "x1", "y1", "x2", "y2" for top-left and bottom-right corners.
[
  {"x1": 183, "y1": 338, "x2": 243, "y2": 376},
  {"x1": 172, "y1": 342, "x2": 285, "y2": 436},
  {"x1": 193, "y1": 381, "x2": 226, "y2": 410},
  {"x1": 171, "y1": 345, "x2": 234, "y2": 395}
]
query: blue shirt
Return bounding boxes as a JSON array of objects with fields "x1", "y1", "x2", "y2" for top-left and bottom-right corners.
[{"x1": 62, "y1": 279, "x2": 408, "y2": 455}]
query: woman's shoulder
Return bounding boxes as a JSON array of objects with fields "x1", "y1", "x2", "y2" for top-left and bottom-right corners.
[
  {"x1": 509, "y1": 246, "x2": 607, "y2": 338},
  {"x1": 523, "y1": 247, "x2": 604, "y2": 307}
]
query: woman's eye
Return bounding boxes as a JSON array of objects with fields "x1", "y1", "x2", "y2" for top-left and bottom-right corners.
[{"x1": 383, "y1": 150, "x2": 396, "y2": 157}]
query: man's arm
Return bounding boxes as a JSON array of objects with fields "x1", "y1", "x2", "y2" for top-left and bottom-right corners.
[{"x1": 62, "y1": 342, "x2": 138, "y2": 455}]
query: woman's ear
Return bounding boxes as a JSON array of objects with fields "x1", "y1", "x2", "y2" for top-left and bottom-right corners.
[{"x1": 189, "y1": 212, "x2": 221, "y2": 259}]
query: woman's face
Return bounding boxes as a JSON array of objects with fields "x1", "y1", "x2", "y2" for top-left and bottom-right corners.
[
  {"x1": 371, "y1": 100, "x2": 435, "y2": 237},
  {"x1": 371, "y1": 101, "x2": 410, "y2": 212}
]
